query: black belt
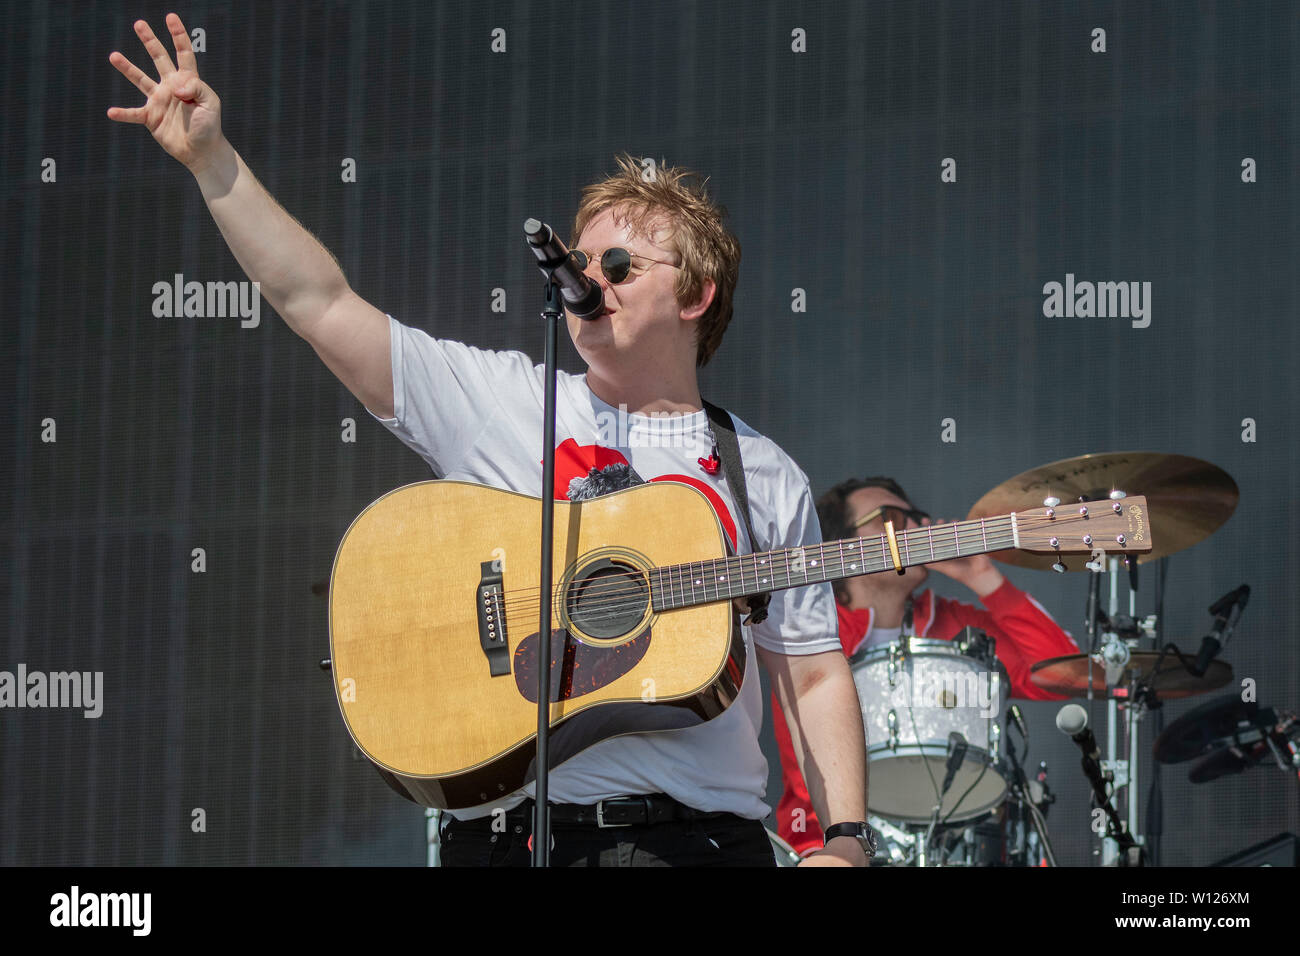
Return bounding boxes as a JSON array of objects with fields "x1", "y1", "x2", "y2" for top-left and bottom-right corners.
[{"x1": 459, "y1": 794, "x2": 733, "y2": 829}]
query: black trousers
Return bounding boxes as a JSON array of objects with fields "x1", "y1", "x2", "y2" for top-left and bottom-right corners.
[{"x1": 439, "y1": 804, "x2": 777, "y2": 867}]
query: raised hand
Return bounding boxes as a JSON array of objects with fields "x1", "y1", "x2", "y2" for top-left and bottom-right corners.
[
  {"x1": 107, "y1": 13, "x2": 223, "y2": 171},
  {"x1": 926, "y1": 516, "x2": 1005, "y2": 596}
]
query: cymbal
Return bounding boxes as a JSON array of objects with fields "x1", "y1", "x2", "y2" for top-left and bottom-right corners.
[
  {"x1": 967, "y1": 452, "x2": 1238, "y2": 570},
  {"x1": 1188, "y1": 745, "x2": 1261, "y2": 784},
  {"x1": 1029, "y1": 651, "x2": 1233, "y2": 699}
]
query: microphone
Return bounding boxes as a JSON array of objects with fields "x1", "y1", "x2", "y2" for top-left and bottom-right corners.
[
  {"x1": 1009, "y1": 704, "x2": 1029, "y2": 740},
  {"x1": 1056, "y1": 704, "x2": 1101, "y2": 763},
  {"x1": 1209, "y1": 584, "x2": 1250, "y2": 618},
  {"x1": 940, "y1": 732, "x2": 968, "y2": 796},
  {"x1": 1191, "y1": 584, "x2": 1250, "y2": 677},
  {"x1": 523, "y1": 218, "x2": 605, "y2": 320}
]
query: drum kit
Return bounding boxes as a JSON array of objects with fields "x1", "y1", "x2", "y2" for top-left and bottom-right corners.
[{"x1": 840, "y1": 451, "x2": 1300, "y2": 867}]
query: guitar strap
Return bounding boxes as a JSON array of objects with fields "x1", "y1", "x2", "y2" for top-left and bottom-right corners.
[{"x1": 702, "y1": 400, "x2": 772, "y2": 626}]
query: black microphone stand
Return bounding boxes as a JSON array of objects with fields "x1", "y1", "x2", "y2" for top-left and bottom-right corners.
[
  {"x1": 1078, "y1": 737, "x2": 1144, "y2": 866},
  {"x1": 531, "y1": 270, "x2": 563, "y2": 867}
]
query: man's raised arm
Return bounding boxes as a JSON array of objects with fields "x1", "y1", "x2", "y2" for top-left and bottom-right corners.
[{"x1": 108, "y1": 13, "x2": 394, "y2": 418}]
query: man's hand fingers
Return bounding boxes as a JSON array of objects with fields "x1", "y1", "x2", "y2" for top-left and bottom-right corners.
[
  {"x1": 108, "y1": 51, "x2": 156, "y2": 96},
  {"x1": 167, "y1": 12, "x2": 199, "y2": 74},
  {"x1": 133, "y1": 19, "x2": 176, "y2": 77},
  {"x1": 171, "y1": 71, "x2": 207, "y2": 103},
  {"x1": 106, "y1": 105, "x2": 147, "y2": 125}
]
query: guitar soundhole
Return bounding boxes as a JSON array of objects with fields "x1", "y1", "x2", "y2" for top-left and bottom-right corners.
[{"x1": 565, "y1": 559, "x2": 648, "y2": 640}]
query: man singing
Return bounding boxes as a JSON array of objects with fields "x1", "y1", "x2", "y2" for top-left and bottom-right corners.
[{"x1": 109, "y1": 13, "x2": 871, "y2": 866}]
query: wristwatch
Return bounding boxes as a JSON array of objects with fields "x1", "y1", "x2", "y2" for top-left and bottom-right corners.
[{"x1": 823, "y1": 821, "x2": 877, "y2": 860}]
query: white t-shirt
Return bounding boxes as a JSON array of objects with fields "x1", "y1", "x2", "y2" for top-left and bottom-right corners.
[{"x1": 370, "y1": 316, "x2": 840, "y2": 819}]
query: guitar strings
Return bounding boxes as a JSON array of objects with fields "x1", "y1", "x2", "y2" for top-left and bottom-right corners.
[
  {"x1": 493, "y1": 521, "x2": 1020, "y2": 614},
  {"x1": 492, "y1": 512, "x2": 1096, "y2": 613},
  {"x1": 488, "y1": 510, "x2": 1118, "y2": 625},
  {"x1": 496, "y1": 528, "x2": 1019, "y2": 615}
]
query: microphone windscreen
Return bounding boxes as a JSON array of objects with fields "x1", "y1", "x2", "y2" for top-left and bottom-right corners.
[{"x1": 1056, "y1": 703, "x2": 1088, "y2": 736}]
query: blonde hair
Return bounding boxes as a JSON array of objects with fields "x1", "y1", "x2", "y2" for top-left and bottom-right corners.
[{"x1": 571, "y1": 153, "x2": 741, "y2": 366}]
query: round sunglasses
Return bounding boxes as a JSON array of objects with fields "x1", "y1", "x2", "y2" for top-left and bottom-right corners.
[{"x1": 571, "y1": 247, "x2": 681, "y2": 284}]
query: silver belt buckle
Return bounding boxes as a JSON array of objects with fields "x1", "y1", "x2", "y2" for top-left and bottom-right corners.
[{"x1": 595, "y1": 800, "x2": 632, "y2": 828}]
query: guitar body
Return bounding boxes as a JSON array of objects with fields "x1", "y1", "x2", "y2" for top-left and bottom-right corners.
[{"x1": 329, "y1": 480, "x2": 743, "y2": 810}]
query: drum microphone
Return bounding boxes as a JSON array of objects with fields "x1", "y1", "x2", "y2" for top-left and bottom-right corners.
[
  {"x1": 940, "y1": 732, "x2": 968, "y2": 796},
  {"x1": 523, "y1": 218, "x2": 605, "y2": 320},
  {"x1": 1008, "y1": 704, "x2": 1029, "y2": 740},
  {"x1": 1056, "y1": 704, "x2": 1101, "y2": 763},
  {"x1": 1191, "y1": 584, "x2": 1250, "y2": 677}
]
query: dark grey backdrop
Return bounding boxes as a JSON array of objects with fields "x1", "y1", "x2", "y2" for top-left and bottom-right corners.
[{"x1": 3, "y1": 0, "x2": 1297, "y2": 865}]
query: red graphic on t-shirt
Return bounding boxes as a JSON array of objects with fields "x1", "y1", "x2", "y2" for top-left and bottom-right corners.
[
  {"x1": 553, "y1": 438, "x2": 629, "y2": 480},
  {"x1": 549, "y1": 438, "x2": 738, "y2": 549}
]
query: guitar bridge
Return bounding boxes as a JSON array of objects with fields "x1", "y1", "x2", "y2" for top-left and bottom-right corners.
[{"x1": 477, "y1": 561, "x2": 510, "y2": 676}]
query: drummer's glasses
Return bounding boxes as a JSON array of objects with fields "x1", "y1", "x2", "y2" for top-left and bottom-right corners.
[
  {"x1": 571, "y1": 247, "x2": 681, "y2": 284},
  {"x1": 850, "y1": 505, "x2": 931, "y2": 533}
]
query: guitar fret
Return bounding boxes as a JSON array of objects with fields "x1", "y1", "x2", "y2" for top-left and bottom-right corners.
[{"x1": 659, "y1": 512, "x2": 1031, "y2": 611}]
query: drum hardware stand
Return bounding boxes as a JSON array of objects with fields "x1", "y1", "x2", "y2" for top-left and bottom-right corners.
[
  {"x1": 1091, "y1": 547, "x2": 1158, "y2": 866},
  {"x1": 868, "y1": 815, "x2": 916, "y2": 865},
  {"x1": 1066, "y1": 488, "x2": 1152, "y2": 865},
  {"x1": 1004, "y1": 721, "x2": 1059, "y2": 866}
]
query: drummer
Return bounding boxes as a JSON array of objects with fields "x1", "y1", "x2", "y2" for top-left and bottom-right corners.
[{"x1": 770, "y1": 476, "x2": 1081, "y2": 858}]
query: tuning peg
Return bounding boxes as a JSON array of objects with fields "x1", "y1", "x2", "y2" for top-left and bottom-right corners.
[
  {"x1": 1043, "y1": 496, "x2": 1060, "y2": 508},
  {"x1": 1051, "y1": 561, "x2": 1067, "y2": 573},
  {"x1": 1109, "y1": 489, "x2": 1127, "y2": 500}
]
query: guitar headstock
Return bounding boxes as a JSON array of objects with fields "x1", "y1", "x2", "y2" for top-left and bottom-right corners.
[{"x1": 1013, "y1": 495, "x2": 1153, "y2": 557}]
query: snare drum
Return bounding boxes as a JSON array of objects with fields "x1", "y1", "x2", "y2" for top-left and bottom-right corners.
[{"x1": 851, "y1": 637, "x2": 1008, "y2": 823}]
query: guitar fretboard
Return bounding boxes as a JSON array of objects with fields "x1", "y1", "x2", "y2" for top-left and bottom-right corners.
[{"x1": 650, "y1": 515, "x2": 1017, "y2": 612}]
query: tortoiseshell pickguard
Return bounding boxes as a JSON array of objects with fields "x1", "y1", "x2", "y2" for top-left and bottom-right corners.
[{"x1": 513, "y1": 628, "x2": 652, "y2": 703}]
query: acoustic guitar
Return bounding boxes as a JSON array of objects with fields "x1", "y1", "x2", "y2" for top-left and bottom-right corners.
[{"x1": 328, "y1": 479, "x2": 1150, "y2": 809}]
